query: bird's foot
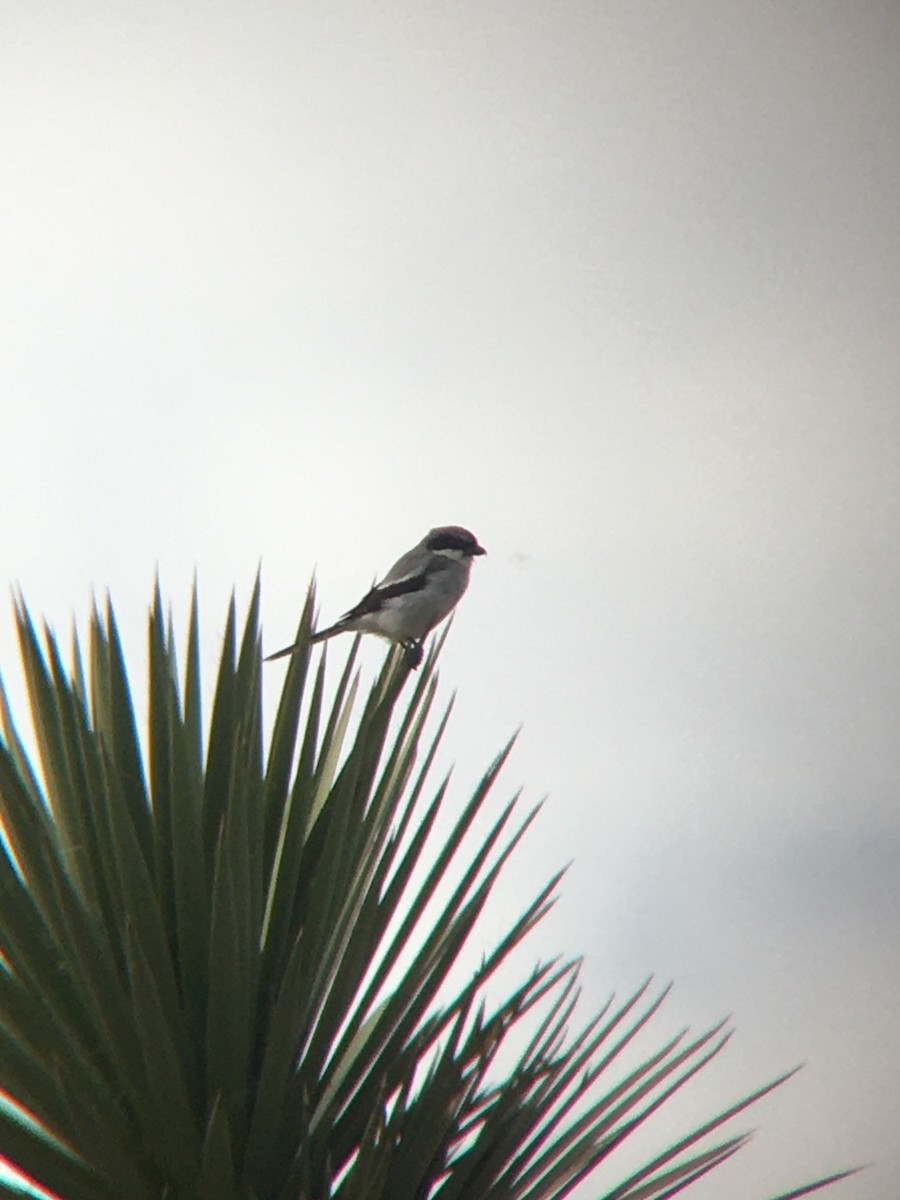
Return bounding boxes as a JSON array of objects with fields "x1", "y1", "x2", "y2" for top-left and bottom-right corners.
[{"x1": 403, "y1": 641, "x2": 424, "y2": 669}]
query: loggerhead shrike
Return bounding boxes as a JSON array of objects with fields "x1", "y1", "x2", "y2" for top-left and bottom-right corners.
[{"x1": 265, "y1": 525, "x2": 486, "y2": 669}]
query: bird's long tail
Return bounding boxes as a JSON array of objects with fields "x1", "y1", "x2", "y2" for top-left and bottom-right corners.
[
  {"x1": 264, "y1": 623, "x2": 343, "y2": 662},
  {"x1": 309, "y1": 623, "x2": 344, "y2": 645},
  {"x1": 263, "y1": 642, "x2": 299, "y2": 662}
]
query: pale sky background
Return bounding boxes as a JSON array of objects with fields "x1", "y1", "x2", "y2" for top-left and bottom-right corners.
[{"x1": 2, "y1": 2, "x2": 899, "y2": 1198}]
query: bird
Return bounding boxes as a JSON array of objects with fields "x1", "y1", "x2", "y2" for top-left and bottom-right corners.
[{"x1": 265, "y1": 525, "x2": 486, "y2": 669}]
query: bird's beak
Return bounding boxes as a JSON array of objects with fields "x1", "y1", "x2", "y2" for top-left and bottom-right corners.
[{"x1": 472, "y1": 543, "x2": 486, "y2": 556}]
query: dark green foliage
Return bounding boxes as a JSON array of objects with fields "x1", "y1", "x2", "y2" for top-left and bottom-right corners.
[{"x1": 0, "y1": 584, "x2": 853, "y2": 1199}]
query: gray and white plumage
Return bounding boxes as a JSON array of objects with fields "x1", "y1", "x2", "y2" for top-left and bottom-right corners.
[{"x1": 266, "y1": 525, "x2": 486, "y2": 669}]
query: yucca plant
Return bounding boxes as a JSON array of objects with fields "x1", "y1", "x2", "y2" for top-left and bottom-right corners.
[{"x1": 0, "y1": 581, "x2": 853, "y2": 1200}]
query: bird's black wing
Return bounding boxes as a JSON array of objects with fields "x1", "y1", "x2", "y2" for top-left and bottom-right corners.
[{"x1": 340, "y1": 571, "x2": 429, "y2": 621}]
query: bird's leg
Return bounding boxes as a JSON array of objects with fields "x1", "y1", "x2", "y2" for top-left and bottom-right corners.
[{"x1": 403, "y1": 640, "x2": 424, "y2": 669}]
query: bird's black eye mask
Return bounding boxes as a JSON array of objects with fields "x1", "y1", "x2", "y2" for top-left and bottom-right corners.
[{"x1": 427, "y1": 531, "x2": 479, "y2": 554}]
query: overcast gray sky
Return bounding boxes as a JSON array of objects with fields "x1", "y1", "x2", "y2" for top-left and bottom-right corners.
[{"x1": 2, "y1": 2, "x2": 899, "y2": 1197}]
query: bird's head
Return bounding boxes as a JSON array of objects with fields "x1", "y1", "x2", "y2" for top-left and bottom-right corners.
[{"x1": 425, "y1": 526, "x2": 487, "y2": 559}]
